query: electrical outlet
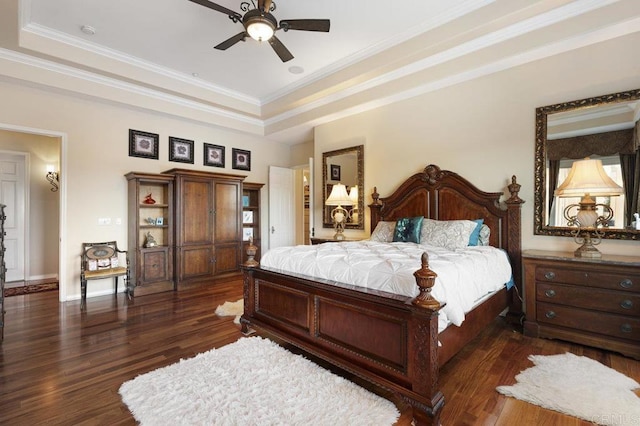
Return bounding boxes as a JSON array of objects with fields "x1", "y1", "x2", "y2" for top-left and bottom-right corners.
[
  {"x1": 98, "y1": 217, "x2": 111, "y2": 225},
  {"x1": 115, "y1": 218, "x2": 122, "y2": 225}
]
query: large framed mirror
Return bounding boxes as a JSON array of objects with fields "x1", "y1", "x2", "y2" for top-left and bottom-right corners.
[
  {"x1": 322, "y1": 145, "x2": 364, "y2": 229},
  {"x1": 534, "y1": 88, "x2": 640, "y2": 240}
]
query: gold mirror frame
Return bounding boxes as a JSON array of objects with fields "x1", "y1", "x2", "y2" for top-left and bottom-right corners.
[
  {"x1": 534, "y1": 88, "x2": 640, "y2": 240},
  {"x1": 322, "y1": 145, "x2": 364, "y2": 229}
]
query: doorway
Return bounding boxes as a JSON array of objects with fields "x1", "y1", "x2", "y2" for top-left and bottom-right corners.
[{"x1": 0, "y1": 123, "x2": 64, "y2": 301}]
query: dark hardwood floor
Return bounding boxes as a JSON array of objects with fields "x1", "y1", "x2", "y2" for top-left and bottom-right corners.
[{"x1": 1, "y1": 280, "x2": 638, "y2": 425}]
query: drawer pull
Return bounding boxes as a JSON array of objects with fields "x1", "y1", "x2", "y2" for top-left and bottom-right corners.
[
  {"x1": 620, "y1": 300, "x2": 633, "y2": 310},
  {"x1": 545, "y1": 311, "x2": 556, "y2": 319},
  {"x1": 544, "y1": 289, "x2": 556, "y2": 298},
  {"x1": 619, "y1": 279, "x2": 633, "y2": 289},
  {"x1": 620, "y1": 324, "x2": 632, "y2": 334},
  {"x1": 544, "y1": 271, "x2": 556, "y2": 280}
]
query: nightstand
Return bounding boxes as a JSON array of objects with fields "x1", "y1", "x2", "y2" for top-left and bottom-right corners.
[
  {"x1": 310, "y1": 237, "x2": 361, "y2": 245},
  {"x1": 522, "y1": 250, "x2": 640, "y2": 359}
]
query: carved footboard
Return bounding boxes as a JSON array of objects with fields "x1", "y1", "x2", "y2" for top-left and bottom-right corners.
[{"x1": 241, "y1": 254, "x2": 445, "y2": 426}]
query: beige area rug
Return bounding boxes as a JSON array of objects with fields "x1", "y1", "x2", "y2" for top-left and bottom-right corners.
[
  {"x1": 119, "y1": 336, "x2": 399, "y2": 426},
  {"x1": 497, "y1": 352, "x2": 640, "y2": 426},
  {"x1": 215, "y1": 299, "x2": 243, "y2": 324}
]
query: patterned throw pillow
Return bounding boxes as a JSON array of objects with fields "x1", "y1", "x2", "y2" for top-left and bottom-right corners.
[
  {"x1": 370, "y1": 221, "x2": 396, "y2": 242},
  {"x1": 478, "y1": 224, "x2": 491, "y2": 246},
  {"x1": 468, "y1": 219, "x2": 484, "y2": 246},
  {"x1": 420, "y1": 218, "x2": 478, "y2": 250},
  {"x1": 393, "y1": 216, "x2": 424, "y2": 243}
]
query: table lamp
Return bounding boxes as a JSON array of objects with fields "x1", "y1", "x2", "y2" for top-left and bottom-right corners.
[
  {"x1": 554, "y1": 157, "x2": 623, "y2": 258},
  {"x1": 325, "y1": 183, "x2": 353, "y2": 240}
]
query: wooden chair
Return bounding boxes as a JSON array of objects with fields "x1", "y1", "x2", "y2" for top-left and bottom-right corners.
[{"x1": 80, "y1": 241, "x2": 129, "y2": 309}]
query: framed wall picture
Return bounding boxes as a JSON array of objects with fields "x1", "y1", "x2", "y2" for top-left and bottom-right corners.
[
  {"x1": 129, "y1": 129, "x2": 159, "y2": 159},
  {"x1": 243, "y1": 211, "x2": 253, "y2": 224},
  {"x1": 330, "y1": 164, "x2": 341, "y2": 181},
  {"x1": 204, "y1": 143, "x2": 225, "y2": 168},
  {"x1": 242, "y1": 227, "x2": 254, "y2": 241},
  {"x1": 169, "y1": 137, "x2": 194, "y2": 164},
  {"x1": 155, "y1": 217, "x2": 164, "y2": 226},
  {"x1": 232, "y1": 148, "x2": 251, "y2": 171}
]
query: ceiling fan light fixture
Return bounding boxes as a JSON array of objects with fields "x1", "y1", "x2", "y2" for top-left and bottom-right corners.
[{"x1": 247, "y1": 19, "x2": 274, "y2": 41}]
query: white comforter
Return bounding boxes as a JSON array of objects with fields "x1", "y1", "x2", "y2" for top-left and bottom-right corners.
[{"x1": 260, "y1": 241, "x2": 512, "y2": 332}]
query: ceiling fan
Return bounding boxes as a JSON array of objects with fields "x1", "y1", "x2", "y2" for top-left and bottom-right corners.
[{"x1": 188, "y1": 0, "x2": 330, "y2": 62}]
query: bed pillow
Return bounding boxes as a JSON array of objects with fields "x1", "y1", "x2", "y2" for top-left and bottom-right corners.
[
  {"x1": 478, "y1": 224, "x2": 491, "y2": 246},
  {"x1": 420, "y1": 218, "x2": 478, "y2": 250},
  {"x1": 370, "y1": 221, "x2": 396, "y2": 242},
  {"x1": 392, "y1": 216, "x2": 424, "y2": 243},
  {"x1": 468, "y1": 219, "x2": 484, "y2": 246}
]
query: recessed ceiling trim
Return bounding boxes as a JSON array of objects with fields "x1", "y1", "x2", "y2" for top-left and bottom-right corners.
[
  {"x1": 21, "y1": 22, "x2": 261, "y2": 107},
  {"x1": 265, "y1": 16, "x2": 640, "y2": 132},
  {"x1": 260, "y1": 0, "x2": 496, "y2": 104},
  {"x1": 0, "y1": 47, "x2": 264, "y2": 129}
]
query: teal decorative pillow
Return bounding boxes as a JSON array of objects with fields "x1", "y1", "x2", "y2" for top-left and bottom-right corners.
[
  {"x1": 393, "y1": 216, "x2": 424, "y2": 243},
  {"x1": 468, "y1": 219, "x2": 484, "y2": 246}
]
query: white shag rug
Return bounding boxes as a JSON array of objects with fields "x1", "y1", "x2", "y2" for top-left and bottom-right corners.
[
  {"x1": 215, "y1": 299, "x2": 243, "y2": 324},
  {"x1": 497, "y1": 352, "x2": 640, "y2": 426},
  {"x1": 119, "y1": 336, "x2": 400, "y2": 426}
]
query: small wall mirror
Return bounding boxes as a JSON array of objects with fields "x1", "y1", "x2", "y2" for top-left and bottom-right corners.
[
  {"x1": 322, "y1": 145, "x2": 364, "y2": 229},
  {"x1": 534, "y1": 88, "x2": 640, "y2": 240}
]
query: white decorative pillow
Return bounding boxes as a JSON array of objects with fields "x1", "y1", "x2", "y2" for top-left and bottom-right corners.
[
  {"x1": 478, "y1": 224, "x2": 491, "y2": 246},
  {"x1": 370, "y1": 221, "x2": 396, "y2": 242},
  {"x1": 420, "y1": 219, "x2": 478, "y2": 250}
]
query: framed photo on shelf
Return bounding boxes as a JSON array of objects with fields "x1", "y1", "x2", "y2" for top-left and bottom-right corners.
[
  {"x1": 129, "y1": 129, "x2": 159, "y2": 159},
  {"x1": 232, "y1": 148, "x2": 251, "y2": 171},
  {"x1": 330, "y1": 164, "x2": 341, "y2": 181},
  {"x1": 204, "y1": 143, "x2": 225, "y2": 168},
  {"x1": 242, "y1": 227, "x2": 254, "y2": 241},
  {"x1": 169, "y1": 137, "x2": 194, "y2": 164},
  {"x1": 243, "y1": 211, "x2": 253, "y2": 224},
  {"x1": 155, "y1": 217, "x2": 164, "y2": 226}
]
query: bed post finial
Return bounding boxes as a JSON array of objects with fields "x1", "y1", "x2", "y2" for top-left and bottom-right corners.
[
  {"x1": 243, "y1": 236, "x2": 259, "y2": 268},
  {"x1": 371, "y1": 186, "x2": 381, "y2": 205},
  {"x1": 507, "y1": 175, "x2": 523, "y2": 204},
  {"x1": 412, "y1": 252, "x2": 441, "y2": 311}
]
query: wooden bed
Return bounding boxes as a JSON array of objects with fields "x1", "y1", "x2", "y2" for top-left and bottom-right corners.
[{"x1": 241, "y1": 164, "x2": 523, "y2": 425}]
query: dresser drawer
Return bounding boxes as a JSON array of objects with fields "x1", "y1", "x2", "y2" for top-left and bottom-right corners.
[
  {"x1": 537, "y1": 282, "x2": 640, "y2": 316},
  {"x1": 537, "y1": 302, "x2": 640, "y2": 342},
  {"x1": 535, "y1": 266, "x2": 638, "y2": 292}
]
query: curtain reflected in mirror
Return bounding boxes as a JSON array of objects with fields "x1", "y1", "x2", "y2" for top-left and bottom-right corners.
[{"x1": 534, "y1": 88, "x2": 640, "y2": 239}]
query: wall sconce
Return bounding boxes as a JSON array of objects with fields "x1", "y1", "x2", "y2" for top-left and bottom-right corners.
[
  {"x1": 554, "y1": 158, "x2": 623, "y2": 258},
  {"x1": 46, "y1": 164, "x2": 59, "y2": 192},
  {"x1": 325, "y1": 183, "x2": 353, "y2": 240}
]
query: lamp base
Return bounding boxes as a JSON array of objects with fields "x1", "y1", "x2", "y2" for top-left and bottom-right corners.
[
  {"x1": 574, "y1": 234, "x2": 602, "y2": 258},
  {"x1": 333, "y1": 232, "x2": 345, "y2": 241}
]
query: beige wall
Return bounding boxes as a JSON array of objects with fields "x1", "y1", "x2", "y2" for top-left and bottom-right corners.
[
  {"x1": 0, "y1": 130, "x2": 60, "y2": 280},
  {"x1": 0, "y1": 80, "x2": 291, "y2": 301},
  {"x1": 314, "y1": 32, "x2": 640, "y2": 256}
]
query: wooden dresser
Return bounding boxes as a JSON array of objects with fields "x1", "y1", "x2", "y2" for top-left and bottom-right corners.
[{"x1": 523, "y1": 250, "x2": 640, "y2": 359}]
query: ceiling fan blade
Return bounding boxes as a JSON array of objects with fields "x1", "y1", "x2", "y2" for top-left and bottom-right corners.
[
  {"x1": 279, "y1": 19, "x2": 330, "y2": 32},
  {"x1": 268, "y1": 36, "x2": 294, "y2": 62},
  {"x1": 187, "y1": 0, "x2": 242, "y2": 21},
  {"x1": 214, "y1": 32, "x2": 247, "y2": 50}
]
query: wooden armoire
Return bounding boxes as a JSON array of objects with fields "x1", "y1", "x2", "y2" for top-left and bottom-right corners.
[{"x1": 164, "y1": 169, "x2": 245, "y2": 289}]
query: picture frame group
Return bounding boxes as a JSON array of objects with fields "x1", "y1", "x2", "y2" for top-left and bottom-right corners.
[{"x1": 128, "y1": 129, "x2": 251, "y2": 172}]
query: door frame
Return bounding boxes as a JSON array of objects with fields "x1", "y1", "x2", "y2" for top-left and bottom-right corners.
[{"x1": 0, "y1": 122, "x2": 67, "y2": 302}]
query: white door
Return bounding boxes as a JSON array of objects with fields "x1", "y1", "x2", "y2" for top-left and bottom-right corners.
[
  {"x1": 0, "y1": 153, "x2": 27, "y2": 282},
  {"x1": 269, "y1": 166, "x2": 295, "y2": 249}
]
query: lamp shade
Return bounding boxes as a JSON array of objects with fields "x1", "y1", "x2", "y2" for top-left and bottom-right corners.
[
  {"x1": 348, "y1": 185, "x2": 358, "y2": 204},
  {"x1": 554, "y1": 158, "x2": 623, "y2": 197},
  {"x1": 325, "y1": 183, "x2": 353, "y2": 206}
]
